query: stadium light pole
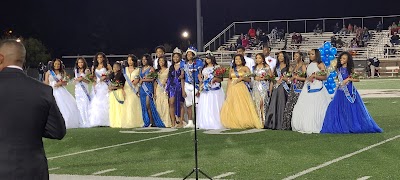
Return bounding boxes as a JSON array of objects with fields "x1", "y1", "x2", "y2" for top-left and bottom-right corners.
[{"x1": 196, "y1": 0, "x2": 203, "y2": 52}]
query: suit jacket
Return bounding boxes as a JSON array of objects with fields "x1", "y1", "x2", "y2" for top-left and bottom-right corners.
[{"x1": 0, "y1": 67, "x2": 66, "y2": 180}]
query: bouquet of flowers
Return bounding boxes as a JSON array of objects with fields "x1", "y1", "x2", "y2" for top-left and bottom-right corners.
[
  {"x1": 243, "y1": 73, "x2": 256, "y2": 78},
  {"x1": 213, "y1": 66, "x2": 226, "y2": 79},
  {"x1": 110, "y1": 79, "x2": 124, "y2": 87},
  {"x1": 84, "y1": 73, "x2": 95, "y2": 82},
  {"x1": 349, "y1": 72, "x2": 360, "y2": 79},
  {"x1": 283, "y1": 71, "x2": 292, "y2": 78},
  {"x1": 145, "y1": 70, "x2": 158, "y2": 79},
  {"x1": 294, "y1": 70, "x2": 307, "y2": 78},
  {"x1": 62, "y1": 74, "x2": 71, "y2": 83},
  {"x1": 316, "y1": 70, "x2": 327, "y2": 77}
]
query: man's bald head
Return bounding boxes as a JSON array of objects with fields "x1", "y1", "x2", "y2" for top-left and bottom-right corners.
[{"x1": 0, "y1": 39, "x2": 26, "y2": 70}]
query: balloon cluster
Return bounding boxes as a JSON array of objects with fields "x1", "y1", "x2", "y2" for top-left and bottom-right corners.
[{"x1": 319, "y1": 42, "x2": 337, "y2": 94}]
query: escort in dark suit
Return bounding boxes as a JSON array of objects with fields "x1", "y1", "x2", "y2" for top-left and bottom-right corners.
[{"x1": 0, "y1": 39, "x2": 66, "y2": 180}]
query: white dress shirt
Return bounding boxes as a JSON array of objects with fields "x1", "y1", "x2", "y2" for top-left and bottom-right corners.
[
  {"x1": 6, "y1": 65, "x2": 23, "y2": 70},
  {"x1": 154, "y1": 58, "x2": 172, "y2": 69},
  {"x1": 265, "y1": 56, "x2": 277, "y2": 72}
]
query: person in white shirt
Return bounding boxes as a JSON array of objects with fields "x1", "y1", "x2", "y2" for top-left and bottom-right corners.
[
  {"x1": 263, "y1": 46, "x2": 277, "y2": 72},
  {"x1": 236, "y1": 46, "x2": 255, "y2": 73},
  {"x1": 153, "y1": 45, "x2": 172, "y2": 68}
]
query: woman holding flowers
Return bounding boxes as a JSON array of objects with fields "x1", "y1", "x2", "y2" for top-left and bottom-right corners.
[
  {"x1": 321, "y1": 52, "x2": 382, "y2": 133},
  {"x1": 139, "y1": 54, "x2": 165, "y2": 127},
  {"x1": 155, "y1": 56, "x2": 172, "y2": 127},
  {"x1": 44, "y1": 58, "x2": 81, "y2": 129},
  {"x1": 121, "y1": 54, "x2": 143, "y2": 128},
  {"x1": 108, "y1": 62, "x2": 126, "y2": 128},
  {"x1": 265, "y1": 51, "x2": 290, "y2": 130},
  {"x1": 88, "y1": 52, "x2": 112, "y2": 127},
  {"x1": 220, "y1": 54, "x2": 262, "y2": 129},
  {"x1": 281, "y1": 52, "x2": 307, "y2": 130},
  {"x1": 74, "y1": 57, "x2": 92, "y2": 128},
  {"x1": 196, "y1": 53, "x2": 225, "y2": 129},
  {"x1": 291, "y1": 49, "x2": 331, "y2": 134},
  {"x1": 252, "y1": 53, "x2": 272, "y2": 125}
]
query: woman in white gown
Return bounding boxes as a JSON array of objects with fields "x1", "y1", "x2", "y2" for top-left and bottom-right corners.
[
  {"x1": 196, "y1": 54, "x2": 225, "y2": 129},
  {"x1": 44, "y1": 59, "x2": 81, "y2": 129},
  {"x1": 74, "y1": 57, "x2": 91, "y2": 128},
  {"x1": 291, "y1": 49, "x2": 331, "y2": 133},
  {"x1": 88, "y1": 52, "x2": 112, "y2": 127}
]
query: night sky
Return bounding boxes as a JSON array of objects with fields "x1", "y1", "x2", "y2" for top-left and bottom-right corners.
[{"x1": 2, "y1": 0, "x2": 400, "y2": 57}]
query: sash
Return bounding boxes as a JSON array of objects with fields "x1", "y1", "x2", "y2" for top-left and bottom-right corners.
[
  {"x1": 293, "y1": 80, "x2": 302, "y2": 93},
  {"x1": 140, "y1": 68, "x2": 154, "y2": 99},
  {"x1": 50, "y1": 70, "x2": 67, "y2": 90},
  {"x1": 184, "y1": 63, "x2": 199, "y2": 90},
  {"x1": 74, "y1": 69, "x2": 91, "y2": 101},
  {"x1": 233, "y1": 66, "x2": 251, "y2": 92},
  {"x1": 94, "y1": 71, "x2": 110, "y2": 85},
  {"x1": 156, "y1": 70, "x2": 167, "y2": 92},
  {"x1": 203, "y1": 74, "x2": 221, "y2": 92},
  {"x1": 112, "y1": 90, "x2": 124, "y2": 104},
  {"x1": 306, "y1": 70, "x2": 323, "y2": 93},
  {"x1": 122, "y1": 68, "x2": 138, "y2": 94},
  {"x1": 276, "y1": 67, "x2": 289, "y2": 93},
  {"x1": 338, "y1": 70, "x2": 356, "y2": 103}
]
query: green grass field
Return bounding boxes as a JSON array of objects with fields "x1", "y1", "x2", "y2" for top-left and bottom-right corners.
[{"x1": 47, "y1": 79, "x2": 400, "y2": 179}]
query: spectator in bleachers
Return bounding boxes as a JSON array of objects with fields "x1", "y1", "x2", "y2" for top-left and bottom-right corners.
[
  {"x1": 291, "y1": 32, "x2": 297, "y2": 44},
  {"x1": 256, "y1": 28, "x2": 262, "y2": 37},
  {"x1": 339, "y1": 25, "x2": 348, "y2": 35},
  {"x1": 331, "y1": 36, "x2": 337, "y2": 47},
  {"x1": 248, "y1": 27, "x2": 256, "y2": 38},
  {"x1": 313, "y1": 24, "x2": 323, "y2": 35},
  {"x1": 271, "y1": 27, "x2": 278, "y2": 41},
  {"x1": 376, "y1": 21, "x2": 383, "y2": 32},
  {"x1": 260, "y1": 32, "x2": 270, "y2": 46},
  {"x1": 333, "y1": 23, "x2": 340, "y2": 34},
  {"x1": 278, "y1": 29, "x2": 285, "y2": 42},
  {"x1": 390, "y1": 32, "x2": 400, "y2": 46},
  {"x1": 242, "y1": 35, "x2": 250, "y2": 49},
  {"x1": 236, "y1": 35, "x2": 242, "y2": 46},
  {"x1": 348, "y1": 24, "x2": 353, "y2": 34},
  {"x1": 336, "y1": 37, "x2": 344, "y2": 48}
]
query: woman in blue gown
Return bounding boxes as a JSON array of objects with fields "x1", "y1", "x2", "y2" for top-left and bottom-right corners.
[
  {"x1": 321, "y1": 52, "x2": 382, "y2": 134},
  {"x1": 139, "y1": 54, "x2": 165, "y2": 127}
]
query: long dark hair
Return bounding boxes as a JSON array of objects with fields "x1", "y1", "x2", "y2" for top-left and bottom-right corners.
[
  {"x1": 75, "y1": 57, "x2": 88, "y2": 74},
  {"x1": 277, "y1": 51, "x2": 290, "y2": 67},
  {"x1": 232, "y1": 54, "x2": 246, "y2": 68},
  {"x1": 50, "y1": 58, "x2": 65, "y2": 77},
  {"x1": 127, "y1": 54, "x2": 138, "y2": 67},
  {"x1": 294, "y1": 51, "x2": 304, "y2": 62},
  {"x1": 157, "y1": 56, "x2": 168, "y2": 71},
  {"x1": 255, "y1": 53, "x2": 267, "y2": 69},
  {"x1": 141, "y1": 54, "x2": 153, "y2": 67},
  {"x1": 311, "y1": 49, "x2": 322, "y2": 64},
  {"x1": 337, "y1": 51, "x2": 354, "y2": 74},
  {"x1": 168, "y1": 53, "x2": 182, "y2": 78},
  {"x1": 93, "y1": 52, "x2": 108, "y2": 69},
  {"x1": 205, "y1": 55, "x2": 218, "y2": 66}
]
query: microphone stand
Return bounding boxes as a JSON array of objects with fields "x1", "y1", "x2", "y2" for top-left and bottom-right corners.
[{"x1": 183, "y1": 59, "x2": 212, "y2": 180}]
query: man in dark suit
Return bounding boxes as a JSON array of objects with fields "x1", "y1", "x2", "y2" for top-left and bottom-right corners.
[{"x1": 0, "y1": 39, "x2": 66, "y2": 180}]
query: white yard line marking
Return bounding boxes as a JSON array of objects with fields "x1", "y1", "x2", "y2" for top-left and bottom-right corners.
[
  {"x1": 283, "y1": 135, "x2": 400, "y2": 180},
  {"x1": 48, "y1": 130, "x2": 193, "y2": 160},
  {"x1": 213, "y1": 172, "x2": 236, "y2": 179},
  {"x1": 357, "y1": 176, "x2": 372, "y2": 180},
  {"x1": 150, "y1": 170, "x2": 175, "y2": 177},
  {"x1": 48, "y1": 167, "x2": 60, "y2": 171},
  {"x1": 92, "y1": 168, "x2": 117, "y2": 175}
]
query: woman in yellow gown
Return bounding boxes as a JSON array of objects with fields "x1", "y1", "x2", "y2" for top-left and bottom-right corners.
[
  {"x1": 121, "y1": 55, "x2": 144, "y2": 128},
  {"x1": 109, "y1": 62, "x2": 126, "y2": 128},
  {"x1": 154, "y1": 56, "x2": 172, "y2": 127},
  {"x1": 220, "y1": 54, "x2": 262, "y2": 129}
]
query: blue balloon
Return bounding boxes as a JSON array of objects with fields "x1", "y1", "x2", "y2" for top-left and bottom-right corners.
[
  {"x1": 324, "y1": 81, "x2": 329, "y2": 87},
  {"x1": 330, "y1": 47, "x2": 337, "y2": 55},
  {"x1": 324, "y1": 42, "x2": 332, "y2": 49},
  {"x1": 329, "y1": 82, "x2": 336, "y2": 88},
  {"x1": 321, "y1": 55, "x2": 326, "y2": 61},
  {"x1": 328, "y1": 54, "x2": 335, "y2": 61},
  {"x1": 325, "y1": 49, "x2": 330, "y2": 55},
  {"x1": 319, "y1": 48, "x2": 325, "y2": 55},
  {"x1": 331, "y1": 71, "x2": 337, "y2": 77},
  {"x1": 328, "y1": 77, "x2": 334, "y2": 82},
  {"x1": 324, "y1": 61, "x2": 330, "y2": 66},
  {"x1": 328, "y1": 88, "x2": 335, "y2": 94}
]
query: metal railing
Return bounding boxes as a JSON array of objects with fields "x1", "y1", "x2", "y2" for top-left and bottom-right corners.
[{"x1": 204, "y1": 14, "x2": 400, "y2": 51}]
